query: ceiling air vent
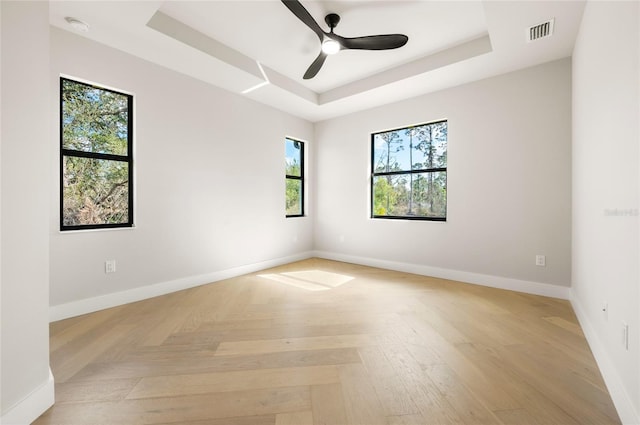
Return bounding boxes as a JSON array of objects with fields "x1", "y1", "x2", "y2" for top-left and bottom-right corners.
[{"x1": 528, "y1": 19, "x2": 554, "y2": 42}]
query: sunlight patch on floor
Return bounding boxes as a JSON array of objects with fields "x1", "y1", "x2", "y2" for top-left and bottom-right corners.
[{"x1": 258, "y1": 270, "x2": 354, "y2": 291}]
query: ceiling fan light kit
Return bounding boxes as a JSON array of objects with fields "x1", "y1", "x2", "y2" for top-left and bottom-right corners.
[
  {"x1": 281, "y1": 0, "x2": 409, "y2": 79},
  {"x1": 321, "y1": 38, "x2": 340, "y2": 55}
]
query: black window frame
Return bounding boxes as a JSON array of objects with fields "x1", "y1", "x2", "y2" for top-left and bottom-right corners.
[
  {"x1": 285, "y1": 137, "x2": 305, "y2": 218},
  {"x1": 370, "y1": 120, "x2": 447, "y2": 221},
  {"x1": 60, "y1": 77, "x2": 134, "y2": 231}
]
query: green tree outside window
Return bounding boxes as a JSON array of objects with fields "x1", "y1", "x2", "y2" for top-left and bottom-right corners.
[{"x1": 61, "y1": 78, "x2": 133, "y2": 230}]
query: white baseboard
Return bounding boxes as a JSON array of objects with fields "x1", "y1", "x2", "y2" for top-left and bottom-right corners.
[
  {"x1": 0, "y1": 369, "x2": 54, "y2": 425},
  {"x1": 50, "y1": 252, "x2": 314, "y2": 322},
  {"x1": 50, "y1": 250, "x2": 569, "y2": 322},
  {"x1": 312, "y1": 250, "x2": 571, "y2": 299},
  {"x1": 570, "y1": 295, "x2": 640, "y2": 425}
]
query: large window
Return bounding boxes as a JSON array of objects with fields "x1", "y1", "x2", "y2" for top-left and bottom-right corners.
[
  {"x1": 285, "y1": 137, "x2": 304, "y2": 217},
  {"x1": 60, "y1": 77, "x2": 133, "y2": 231},
  {"x1": 371, "y1": 120, "x2": 447, "y2": 220}
]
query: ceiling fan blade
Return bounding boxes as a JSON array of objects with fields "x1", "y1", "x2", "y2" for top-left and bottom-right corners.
[
  {"x1": 281, "y1": 0, "x2": 324, "y2": 42},
  {"x1": 337, "y1": 34, "x2": 408, "y2": 50},
  {"x1": 303, "y1": 51, "x2": 328, "y2": 79}
]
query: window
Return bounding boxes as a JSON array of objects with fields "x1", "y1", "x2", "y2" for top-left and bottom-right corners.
[
  {"x1": 60, "y1": 77, "x2": 133, "y2": 231},
  {"x1": 371, "y1": 120, "x2": 447, "y2": 220},
  {"x1": 285, "y1": 137, "x2": 304, "y2": 217}
]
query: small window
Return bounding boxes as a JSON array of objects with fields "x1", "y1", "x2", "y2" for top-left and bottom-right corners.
[
  {"x1": 60, "y1": 77, "x2": 133, "y2": 231},
  {"x1": 285, "y1": 137, "x2": 304, "y2": 217},
  {"x1": 371, "y1": 120, "x2": 447, "y2": 220}
]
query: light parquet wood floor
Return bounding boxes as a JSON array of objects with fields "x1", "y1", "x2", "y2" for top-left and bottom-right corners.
[{"x1": 34, "y1": 258, "x2": 620, "y2": 425}]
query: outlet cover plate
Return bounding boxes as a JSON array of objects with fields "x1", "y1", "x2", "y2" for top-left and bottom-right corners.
[{"x1": 105, "y1": 260, "x2": 116, "y2": 273}]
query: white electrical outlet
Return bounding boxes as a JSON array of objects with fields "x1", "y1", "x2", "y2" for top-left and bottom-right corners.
[
  {"x1": 622, "y1": 321, "x2": 629, "y2": 350},
  {"x1": 105, "y1": 260, "x2": 116, "y2": 274},
  {"x1": 535, "y1": 255, "x2": 546, "y2": 266}
]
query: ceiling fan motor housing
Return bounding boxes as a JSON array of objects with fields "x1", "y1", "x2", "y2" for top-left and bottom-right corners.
[{"x1": 325, "y1": 13, "x2": 340, "y2": 30}]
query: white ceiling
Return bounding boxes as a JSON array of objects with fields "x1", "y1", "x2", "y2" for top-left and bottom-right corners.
[{"x1": 49, "y1": 1, "x2": 586, "y2": 122}]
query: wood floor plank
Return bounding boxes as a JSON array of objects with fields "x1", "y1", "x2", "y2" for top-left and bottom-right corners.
[
  {"x1": 494, "y1": 311, "x2": 593, "y2": 362},
  {"x1": 160, "y1": 329, "x2": 227, "y2": 347},
  {"x1": 154, "y1": 415, "x2": 276, "y2": 425},
  {"x1": 194, "y1": 322, "x2": 381, "y2": 344},
  {"x1": 397, "y1": 313, "x2": 521, "y2": 412},
  {"x1": 310, "y1": 383, "x2": 348, "y2": 425},
  {"x1": 493, "y1": 408, "x2": 544, "y2": 425},
  {"x1": 54, "y1": 378, "x2": 139, "y2": 404},
  {"x1": 117, "y1": 343, "x2": 220, "y2": 362},
  {"x1": 376, "y1": 326, "x2": 477, "y2": 425},
  {"x1": 36, "y1": 387, "x2": 310, "y2": 425},
  {"x1": 140, "y1": 305, "x2": 194, "y2": 346},
  {"x1": 542, "y1": 316, "x2": 584, "y2": 335},
  {"x1": 177, "y1": 284, "x2": 246, "y2": 333},
  {"x1": 214, "y1": 334, "x2": 376, "y2": 356},
  {"x1": 338, "y1": 363, "x2": 388, "y2": 425},
  {"x1": 51, "y1": 324, "x2": 136, "y2": 383},
  {"x1": 126, "y1": 365, "x2": 339, "y2": 399},
  {"x1": 270, "y1": 310, "x2": 397, "y2": 327},
  {"x1": 455, "y1": 342, "x2": 584, "y2": 425},
  {"x1": 71, "y1": 348, "x2": 362, "y2": 381},
  {"x1": 34, "y1": 258, "x2": 620, "y2": 425},
  {"x1": 195, "y1": 318, "x2": 274, "y2": 332},
  {"x1": 49, "y1": 305, "x2": 126, "y2": 351},
  {"x1": 358, "y1": 345, "x2": 419, "y2": 416},
  {"x1": 275, "y1": 410, "x2": 313, "y2": 425},
  {"x1": 499, "y1": 343, "x2": 620, "y2": 424},
  {"x1": 386, "y1": 414, "x2": 429, "y2": 425},
  {"x1": 425, "y1": 363, "x2": 503, "y2": 424}
]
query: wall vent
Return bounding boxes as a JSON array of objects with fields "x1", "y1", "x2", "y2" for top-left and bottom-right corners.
[{"x1": 528, "y1": 19, "x2": 554, "y2": 42}]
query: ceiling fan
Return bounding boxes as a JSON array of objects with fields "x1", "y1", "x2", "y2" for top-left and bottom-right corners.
[{"x1": 281, "y1": 0, "x2": 409, "y2": 79}]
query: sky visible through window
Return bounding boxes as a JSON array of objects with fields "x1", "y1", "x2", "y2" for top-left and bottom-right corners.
[
  {"x1": 285, "y1": 138, "x2": 301, "y2": 174},
  {"x1": 373, "y1": 125, "x2": 447, "y2": 172}
]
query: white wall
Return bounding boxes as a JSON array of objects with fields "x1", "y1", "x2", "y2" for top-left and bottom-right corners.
[
  {"x1": 572, "y1": 1, "x2": 639, "y2": 423},
  {"x1": 49, "y1": 28, "x2": 314, "y2": 316},
  {"x1": 314, "y1": 59, "x2": 572, "y2": 293},
  {"x1": 1, "y1": 1, "x2": 54, "y2": 423}
]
